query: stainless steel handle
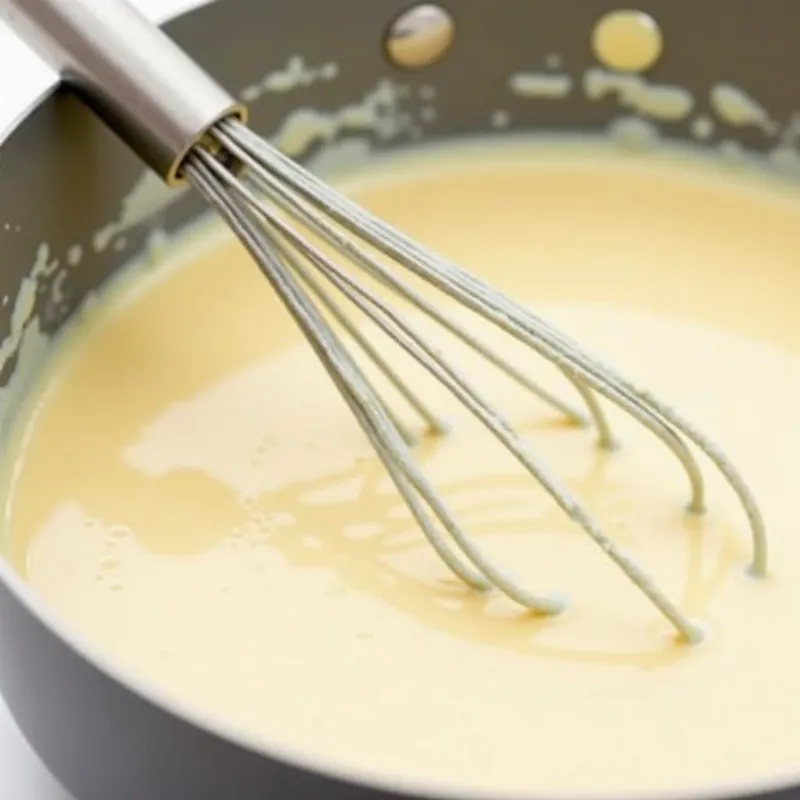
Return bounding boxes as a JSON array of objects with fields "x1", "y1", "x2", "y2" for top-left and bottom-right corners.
[{"x1": 0, "y1": 0, "x2": 247, "y2": 184}]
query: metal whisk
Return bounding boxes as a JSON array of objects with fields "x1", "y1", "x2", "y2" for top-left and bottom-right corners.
[{"x1": 1, "y1": 0, "x2": 766, "y2": 643}]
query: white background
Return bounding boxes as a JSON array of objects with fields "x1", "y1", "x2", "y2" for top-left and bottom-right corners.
[{"x1": 0, "y1": 1, "x2": 210, "y2": 796}]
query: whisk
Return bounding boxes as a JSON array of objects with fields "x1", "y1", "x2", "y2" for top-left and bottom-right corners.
[{"x1": 0, "y1": 0, "x2": 766, "y2": 643}]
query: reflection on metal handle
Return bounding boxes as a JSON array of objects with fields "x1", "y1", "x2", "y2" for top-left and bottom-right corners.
[{"x1": 0, "y1": 0, "x2": 247, "y2": 184}]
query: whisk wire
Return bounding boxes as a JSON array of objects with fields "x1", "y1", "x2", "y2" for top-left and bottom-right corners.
[
  {"x1": 214, "y1": 124, "x2": 602, "y2": 437},
  {"x1": 190, "y1": 130, "x2": 736, "y2": 642},
  {"x1": 189, "y1": 151, "x2": 571, "y2": 613},
  {"x1": 256, "y1": 168, "x2": 705, "y2": 637},
  {"x1": 219, "y1": 120, "x2": 766, "y2": 578},
  {"x1": 187, "y1": 156, "x2": 494, "y2": 592},
  {"x1": 279, "y1": 247, "x2": 448, "y2": 442},
  {"x1": 216, "y1": 123, "x2": 712, "y2": 515}
]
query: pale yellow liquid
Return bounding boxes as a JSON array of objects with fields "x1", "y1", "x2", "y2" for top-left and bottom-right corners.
[
  {"x1": 591, "y1": 9, "x2": 663, "y2": 73},
  {"x1": 6, "y1": 141, "x2": 800, "y2": 797}
]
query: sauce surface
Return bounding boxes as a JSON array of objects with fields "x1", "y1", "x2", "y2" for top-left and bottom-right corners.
[{"x1": 5, "y1": 141, "x2": 800, "y2": 797}]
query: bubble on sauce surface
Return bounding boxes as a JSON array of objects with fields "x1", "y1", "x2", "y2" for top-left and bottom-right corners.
[
  {"x1": 107, "y1": 524, "x2": 131, "y2": 541},
  {"x1": 591, "y1": 9, "x2": 663, "y2": 73}
]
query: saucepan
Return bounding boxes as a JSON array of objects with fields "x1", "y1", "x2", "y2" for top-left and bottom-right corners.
[{"x1": 0, "y1": 0, "x2": 797, "y2": 798}]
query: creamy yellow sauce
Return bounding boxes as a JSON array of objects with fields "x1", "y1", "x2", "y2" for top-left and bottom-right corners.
[
  {"x1": 591, "y1": 9, "x2": 663, "y2": 73},
  {"x1": 5, "y1": 140, "x2": 800, "y2": 797}
]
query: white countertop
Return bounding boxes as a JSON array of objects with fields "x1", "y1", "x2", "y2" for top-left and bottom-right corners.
[{"x1": 0, "y1": 2, "x2": 211, "y2": 796}]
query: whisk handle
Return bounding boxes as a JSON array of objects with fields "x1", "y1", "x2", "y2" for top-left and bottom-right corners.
[{"x1": 0, "y1": 0, "x2": 247, "y2": 185}]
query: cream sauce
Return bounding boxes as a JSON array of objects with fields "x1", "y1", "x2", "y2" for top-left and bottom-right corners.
[
  {"x1": 591, "y1": 10, "x2": 663, "y2": 73},
  {"x1": 509, "y1": 72, "x2": 573, "y2": 99},
  {"x1": 711, "y1": 83, "x2": 777, "y2": 135},
  {"x1": 5, "y1": 140, "x2": 800, "y2": 797}
]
